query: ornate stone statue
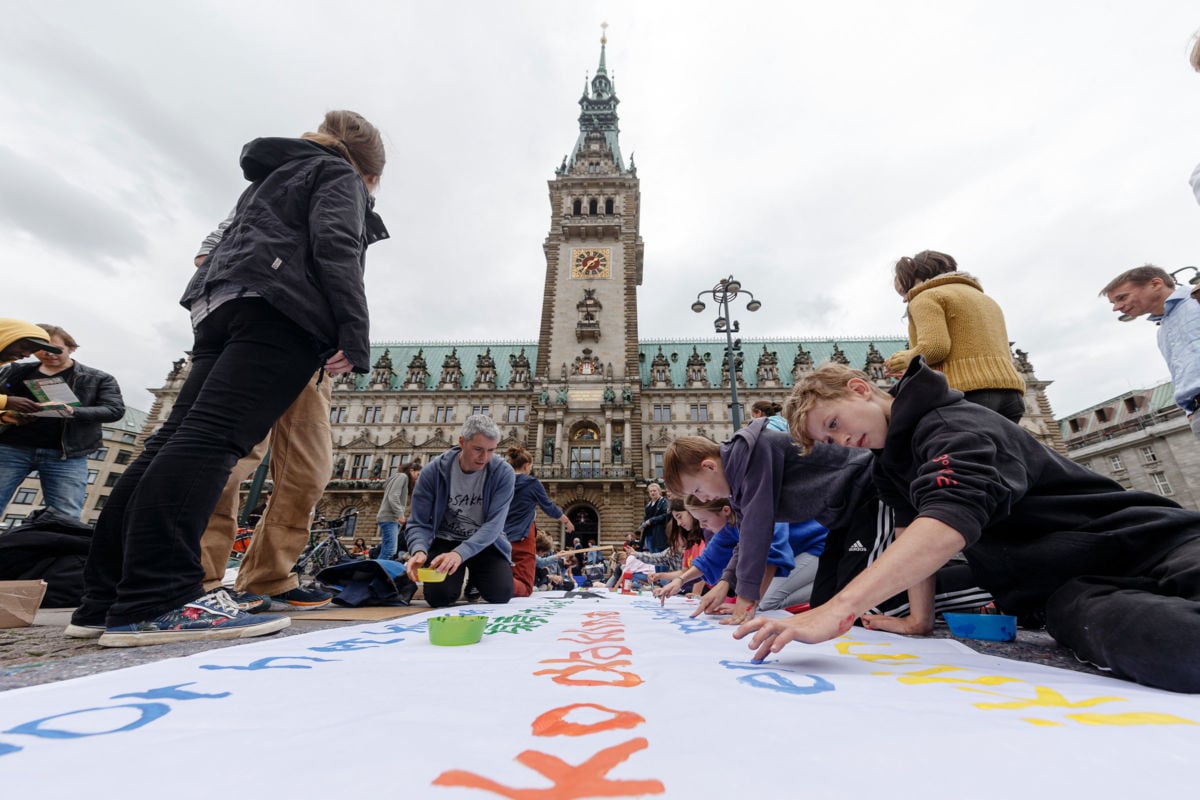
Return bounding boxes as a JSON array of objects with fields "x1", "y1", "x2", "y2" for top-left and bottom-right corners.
[
  {"x1": 686, "y1": 346, "x2": 707, "y2": 383},
  {"x1": 556, "y1": 387, "x2": 569, "y2": 405},
  {"x1": 864, "y1": 343, "x2": 886, "y2": 380},
  {"x1": 1014, "y1": 348, "x2": 1034, "y2": 374},
  {"x1": 405, "y1": 348, "x2": 429, "y2": 386},
  {"x1": 333, "y1": 457, "x2": 346, "y2": 479},
  {"x1": 509, "y1": 348, "x2": 531, "y2": 385},
  {"x1": 371, "y1": 458, "x2": 383, "y2": 479},
  {"x1": 651, "y1": 346, "x2": 670, "y2": 383},
  {"x1": 543, "y1": 439, "x2": 555, "y2": 460},
  {"x1": 621, "y1": 385, "x2": 633, "y2": 404},
  {"x1": 539, "y1": 387, "x2": 550, "y2": 405},
  {"x1": 611, "y1": 437, "x2": 623, "y2": 463},
  {"x1": 756, "y1": 345, "x2": 779, "y2": 383},
  {"x1": 603, "y1": 385, "x2": 616, "y2": 403}
]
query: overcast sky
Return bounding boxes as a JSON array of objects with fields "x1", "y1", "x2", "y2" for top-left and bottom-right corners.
[{"x1": 5, "y1": 1, "x2": 1200, "y2": 417}]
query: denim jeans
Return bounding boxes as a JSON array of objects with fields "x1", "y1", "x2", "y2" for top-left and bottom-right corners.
[
  {"x1": 0, "y1": 444, "x2": 89, "y2": 520},
  {"x1": 377, "y1": 521, "x2": 400, "y2": 561},
  {"x1": 75, "y1": 299, "x2": 323, "y2": 627}
]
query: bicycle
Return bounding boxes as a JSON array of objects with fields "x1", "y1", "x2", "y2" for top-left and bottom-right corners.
[{"x1": 294, "y1": 510, "x2": 359, "y2": 579}]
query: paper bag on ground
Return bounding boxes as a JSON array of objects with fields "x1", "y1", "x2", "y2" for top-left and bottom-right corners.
[{"x1": 0, "y1": 580, "x2": 48, "y2": 628}]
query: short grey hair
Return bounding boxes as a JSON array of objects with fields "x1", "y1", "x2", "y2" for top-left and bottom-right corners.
[{"x1": 461, "y1": 413, "x2": 500, "y2": 442}]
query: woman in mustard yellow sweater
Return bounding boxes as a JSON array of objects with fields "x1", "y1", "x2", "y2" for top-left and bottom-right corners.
[{"x1": 886, "y1": 250, "x2": 1026, "y2": 422}]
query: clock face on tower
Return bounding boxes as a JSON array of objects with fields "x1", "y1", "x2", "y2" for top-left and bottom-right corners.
[{"x1": 570, "y1": 248, "x2": 611, "y2": 279}]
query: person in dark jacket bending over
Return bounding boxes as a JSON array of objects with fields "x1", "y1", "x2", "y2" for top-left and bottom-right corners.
[
  {"x1": 739, "y1": 359, "x2": 1200, "y2": 694},
  {"x1": 405, "y1": 415, "x2": 516, "y2": 607},
  {"x1": 69, "y1": 110, "x2": 388, "y2": 647},
  {"x1": 0, "y1": 324, "x2": 124, "y2": 520}
]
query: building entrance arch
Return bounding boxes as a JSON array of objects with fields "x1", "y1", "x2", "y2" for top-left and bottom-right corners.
[{"x1": 564, "y1": 503, "x2": 599, "y2": 549}]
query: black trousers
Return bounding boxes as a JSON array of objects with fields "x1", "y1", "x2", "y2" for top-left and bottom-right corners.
[
  {"x1": 962, "y1": 388, "x2": 1024, "y2": 423},
  {"x1": 423, "y1": 537, "x2": 514, "y2": 608},
  {"x1": 811, "y1": 496, "x2": 992, "y2": 616},
  {"x1": 1045, "y1": 534, "x2": 1200, "y2": 693},
  {"x1": 76, "y1": 299, "x2": 322, "y2": 626}
]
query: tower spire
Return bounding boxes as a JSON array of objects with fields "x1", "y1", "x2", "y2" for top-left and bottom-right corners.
[
  {"x1": 597, "y1": 22, "x2": 608, "y2": 75},
  {"x1": 559, "y1": 24, "x2": 625, "y2": 175}
]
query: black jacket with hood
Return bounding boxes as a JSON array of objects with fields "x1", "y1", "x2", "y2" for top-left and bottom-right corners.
[
  {"x1": 181, "y1": 137, "x2": 388, "y2": 372},
  {"x1": 875, "y1": 357, "x2": 1200, "y2": 616}
]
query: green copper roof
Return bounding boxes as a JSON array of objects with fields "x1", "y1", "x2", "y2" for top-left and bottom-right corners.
[{"x1": 639, "y1": 336, "x2": 908, "y2": 389}]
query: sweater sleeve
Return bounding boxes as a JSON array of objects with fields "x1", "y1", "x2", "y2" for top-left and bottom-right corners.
[
  {"x1": 887, "y1": 294, "x2": 952, "y2": 373},
  {"x1": 730, "y1": 438, "x2": 786, "y2": 603},
  {"x1": 905, "y1": 414, "x2": 1021, "y2": 547},
  {"x1": 532, "y1": 481, "x2": 565, "y2": 519},
  {"x1": 403, "y1": 470, "x2": 437, "y2": 556}
]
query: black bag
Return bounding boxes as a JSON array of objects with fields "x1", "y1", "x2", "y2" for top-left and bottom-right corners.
[
  {"x1": 0, "y1": 508, "x2": 93, "y2": 607},
  {"x1": 315, "y1": 559, "x2": 417, "y2": 608}
]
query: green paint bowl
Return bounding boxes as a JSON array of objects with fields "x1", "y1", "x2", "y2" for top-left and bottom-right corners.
[
  {"x1": 943, "y1": 612, "x2": 1017, "y2": 642},
  {"x1": 428, "y1": 615, "x2": 487, "y2": 646}
]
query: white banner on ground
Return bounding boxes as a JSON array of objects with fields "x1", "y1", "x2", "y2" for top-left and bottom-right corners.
[{"x1": 0, "y1": 593, "x2": 1196, "y2": 798}]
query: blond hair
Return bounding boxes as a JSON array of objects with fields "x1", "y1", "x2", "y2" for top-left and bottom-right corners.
[
  {"x1": 301, "y1": 110, "x2": 386, "y2": 180},
  {"x1": 662, "y1": 436, "x2": 721, "y2": 495},
  {"x1": 785, "y1": 363, "x2": 888, "y2": 450}
]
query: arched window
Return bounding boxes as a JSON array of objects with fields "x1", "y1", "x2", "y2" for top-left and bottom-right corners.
[
  {"x1": 604, "y1": 198, "x2": 614, "y2": 215},
  {"x1": 588, "y1": 198, "x2": 598, "y2": 215},
  {"x1": 569, "y1": 423, "x2": 602, "y2": 479},
  {"x1": 572, "y1": 198, "x2": 582, "y2": 215}
]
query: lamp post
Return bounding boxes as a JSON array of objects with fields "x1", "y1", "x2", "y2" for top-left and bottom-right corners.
[
  {"x1": 692, "y1": 276, "x2": 762, "y2": 430},
  {"x1": 1117, "y1": 266, "x2": 1199, "y2": 322}
]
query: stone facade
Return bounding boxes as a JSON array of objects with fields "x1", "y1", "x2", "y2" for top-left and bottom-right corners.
[
  {"x1": 128, "y1": 36, "x2": 1065, "y2": 549},
  {"x1": 1058, "y1": 381, "x2": 1200, "y2": 511}
]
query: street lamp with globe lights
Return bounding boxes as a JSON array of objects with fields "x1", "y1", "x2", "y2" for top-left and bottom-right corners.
[{"x1": 692, "y1": 276, "x2": 762, "y2": 429}]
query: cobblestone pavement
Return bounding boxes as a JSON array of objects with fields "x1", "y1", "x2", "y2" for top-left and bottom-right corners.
[{"x1": 0, "y1": 603, "x2": 1113, "y2": 693}]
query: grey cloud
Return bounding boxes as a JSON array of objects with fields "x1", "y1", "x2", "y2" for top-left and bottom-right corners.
[{"x1": 0, "y1": 143, "x2": 148, "y2": 264}]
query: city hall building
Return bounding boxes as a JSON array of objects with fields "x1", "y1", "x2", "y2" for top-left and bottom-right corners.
[{"x1": 141, "y1": 37, "x2": 1064, "y2": 548}]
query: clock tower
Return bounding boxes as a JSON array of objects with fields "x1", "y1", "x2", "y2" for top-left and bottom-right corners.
[{"x1": 532, "y1": 27, "x2": 645, "y2": 514}]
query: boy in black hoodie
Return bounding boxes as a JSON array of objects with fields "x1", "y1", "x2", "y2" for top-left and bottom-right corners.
[{"x1": 738, "y1": 357, "x2": 1200, "y2": 693}]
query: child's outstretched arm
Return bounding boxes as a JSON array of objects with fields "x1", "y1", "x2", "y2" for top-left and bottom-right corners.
[
  {"x1": 860, "y1": 526, "x2": 936, "y2": 635},
  {"x1": 654, "y1": 566, "x2": 703, "y2": 606},
  {"x1": 734, "y1": 516, "x2": 965, "y2": 661}
]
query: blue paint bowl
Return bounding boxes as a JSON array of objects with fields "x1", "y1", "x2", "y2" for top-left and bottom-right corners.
[
  {"x1": 943, "y1": 612, "x2": 1017, "y2": 642},
  {"x1": 574, "y1": 575, "x2": 588, "y2": 587}
]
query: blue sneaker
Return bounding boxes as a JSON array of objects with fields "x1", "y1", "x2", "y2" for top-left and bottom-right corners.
[
  {"x1": 224, "y1": 588, "x2": 272, "y2": 614},
  {"x1": 269, "y1": 585, "x2": 333, "y2": 610},
  {"x1": 97, "y1": 589, "x2": 290, "y2": 648}
]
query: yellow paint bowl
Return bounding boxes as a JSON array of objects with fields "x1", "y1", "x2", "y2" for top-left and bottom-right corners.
[
  {"x1": 417, "y1": 568, "x2": 447, "y2": 583},
  {"x1": 428, "y1": 615, "x2": 487, "y2": 646}
]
